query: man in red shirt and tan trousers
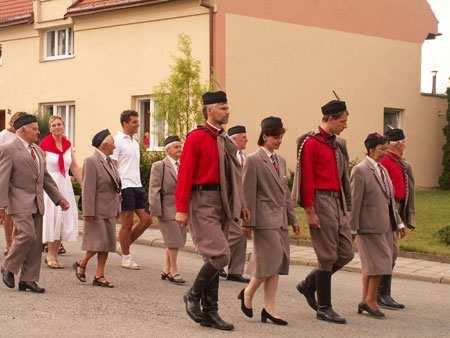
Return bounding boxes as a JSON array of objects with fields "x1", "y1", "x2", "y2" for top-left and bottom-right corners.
[
  {"x1": 176, "y1": 91, "x2": 248, "y2": 331},
  {"x1": 379, "y1": 128, "x2": 415, "y2": 310},
  {"x1": 292, "y1": 98, "x2": 354, "y2": 324}
]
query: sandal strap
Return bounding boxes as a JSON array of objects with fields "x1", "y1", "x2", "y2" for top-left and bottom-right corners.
[
  {"x1": 94, "y1": 276, "x2": 113, "y2": 287},
  {"x1": 169, "y1": 273, "x2": 185, "y2": 282},
  {"x1": 74, "y1": 262, "x2": 87, "y2": 278}
]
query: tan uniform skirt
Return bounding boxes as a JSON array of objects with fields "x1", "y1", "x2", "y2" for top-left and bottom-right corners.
[
  {"x1": 82, "y1": 217, "x2": 117, "y2": 253},
  {"x1": 357, "y1": 230, "x2": 394, "y2": 276},
  {"x1": 158, "y1": 218, "x2": 187, "y2": 249},
  {"x1": 247, "y1": 228, "x2": 290, "y2": 279}
]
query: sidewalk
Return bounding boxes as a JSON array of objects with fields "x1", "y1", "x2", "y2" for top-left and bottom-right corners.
[{"x1": 129, "y1": 227, "x2": 450, "y2": 285}]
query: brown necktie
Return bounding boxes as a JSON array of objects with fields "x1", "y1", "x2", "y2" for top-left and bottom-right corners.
[
  {"x1": 29, "y1": 145, "x2": 36, "y2": 161},
  {"x1": 238, "y1": 151, "x2": 244, "y2": 167},
  {"x1": 378, "y1": 164, "x2": 389, "y2": 195},
  {"x1": 271, "y1": 154, "x2": 280, "y2": 176},
  {"x1": 29, "y1": 145, "x2": 39, "y2": 171},
  {"x1": 106, "y1": 156, "x2": 114, "y2": 169}
]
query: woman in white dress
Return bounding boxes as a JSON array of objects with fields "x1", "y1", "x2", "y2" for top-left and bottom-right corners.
[{"x1": 39, "y1": 116, "x2": 82, "y2": 268}]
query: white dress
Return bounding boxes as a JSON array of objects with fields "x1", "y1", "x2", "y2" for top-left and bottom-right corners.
[{"x1": 42, "y1": 149, "x2": 78, "y2": 243}]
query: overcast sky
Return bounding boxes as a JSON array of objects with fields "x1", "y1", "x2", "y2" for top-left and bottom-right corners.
[{"x1": 421, "y1": 0, "x2": 450, "y2": 94}]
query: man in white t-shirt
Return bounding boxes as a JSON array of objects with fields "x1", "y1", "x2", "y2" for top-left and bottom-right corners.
[
  {"x1": 111, "y1": 110, "x2": 152, "y2": 269},
  {"x1": 0, "y1": 111, "x2": 26, "y2": 256}
]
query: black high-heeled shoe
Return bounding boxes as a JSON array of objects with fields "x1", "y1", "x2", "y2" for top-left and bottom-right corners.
[
  {"x1": 237, "y1": 288, "x2": 253, "y2": 318},
  {"x1": 261, "y1": 308, "x2": 288, "y2": 325},
  {"x1": 358, "y1": 302, "x2": 385, "y2": 319}
]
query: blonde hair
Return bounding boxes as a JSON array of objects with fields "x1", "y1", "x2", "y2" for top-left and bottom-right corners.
[{"x1": 48, "y1": 115, "x2": 65, "y2": 127}]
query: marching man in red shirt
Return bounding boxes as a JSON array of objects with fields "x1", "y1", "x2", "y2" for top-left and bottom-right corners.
[
  {"x1": 175, "y1": 91, "x2": 249, "y2": 331},
  {"x1": 379, "y1": 128, "x2": 415, "y2": 310},
  {"x1": 292, "y1": 97, "x2": 354, "y2": 324}
]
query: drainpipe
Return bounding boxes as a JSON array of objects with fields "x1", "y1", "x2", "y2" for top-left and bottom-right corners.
[{"x1": 200, "y1": 0, "x2": 217, "y2": 85}]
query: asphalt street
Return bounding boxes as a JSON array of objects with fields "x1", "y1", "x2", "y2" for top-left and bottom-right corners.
[{"x1": 0, "y1": 235, "x2": 449, "y2": 338}]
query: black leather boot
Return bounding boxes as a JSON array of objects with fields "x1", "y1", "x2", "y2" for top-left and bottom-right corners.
[
  {"x1": 377, "y1": 275, "x2": 405, "y2": 309},
  {"x1": 296, "y1": 269, "x2": 317, "y2": 311},
  {"x1": 18, "y1": 281, "x2": 45, "y2": 293},
  {"x1": 1, "y1": 266, "x2": 15, "y2": 289},
  {"x1": 316, "y1": 270, "x2": 346, "y2": 324},
  {"x1": 200, "y1": 274, "x2": 234, "y2": 331},
  {"x1": 184, "y1": 262, "x2": 218, "y2": 323}
]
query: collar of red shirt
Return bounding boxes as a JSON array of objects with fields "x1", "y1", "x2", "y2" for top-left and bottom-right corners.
[
  {"x1": 318, "y1": 126, "x2": 333, "y2": 137},
  {"x1": 316, "y1": 126, "x2": 336, "y2": 145},
  {"x1": 205, "y1": 121, "x2": 224, "y2": 135},
  {"x1": 386, "y1": 150, "x2": 401, "y2": 161}
]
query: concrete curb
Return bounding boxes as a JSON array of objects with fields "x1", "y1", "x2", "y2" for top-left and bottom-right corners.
[{"x1": 134, "y1": 237, "x2": 450, "y2": 286}]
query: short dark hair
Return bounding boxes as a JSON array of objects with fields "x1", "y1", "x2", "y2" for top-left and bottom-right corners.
[
  {"x1": 322, "y1": 110, "x2": 349, "y2": 122},
  {"x1": 120, "y1": 110, "x2": 139, "y2": 126},
  {"x1": 257, "y1": 127, "x2": 286, "y2": 146}
]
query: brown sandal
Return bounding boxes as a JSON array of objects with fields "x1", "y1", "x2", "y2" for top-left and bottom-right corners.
[
  {"x1": 161, "y1": 271, "x2": 169, "y2": 280},
  {"x1": 73, "y1": 262, "x2": 87, "y2": 282},
  {"x1": 46, "y1": 258, "x2": 63, "y2": 269},
  {"x1": 168, "y1": 273, "x2": 186, "y2": 284},
  {"x1": 93, "y1": 276, "x2": 114, "y2": 288}
]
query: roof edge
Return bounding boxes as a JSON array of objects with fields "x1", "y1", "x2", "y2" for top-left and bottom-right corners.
[
  {"x1": 65, "y1": 0, "x2": 174, "y2": 18},
  {"x1": 0, "y1": 13, "x2": 33, "y2": 29}
]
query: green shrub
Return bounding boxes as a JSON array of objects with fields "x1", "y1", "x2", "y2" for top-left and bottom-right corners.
[
  {"x1": 140, "y1": 147, "x2": 165, "y2": 193},
  {"x1": 36, "y1": 112, "x2": 50, "y2": 143},
  {"x1": 349, "y1": 157, "x2": 360, "y2": 174},
  {"x1": 436, "y1": 225, "x2": 450, "y2": 246},
  {"x1": 72, "y1": 180, "x2": 81, "y2": 196},
  {"x1": 287, "y1": 170, "x2": 294, "y2": 190},
  {"x1": 439, "y1": 87, "x2": 450, "y2": 189}
]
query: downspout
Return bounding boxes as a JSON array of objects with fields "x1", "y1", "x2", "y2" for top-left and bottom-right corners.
[{"x1": 200, "y1": 0, "x2": 217, "y2": 86}]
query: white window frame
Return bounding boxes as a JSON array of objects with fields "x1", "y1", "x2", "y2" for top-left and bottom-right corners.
[
  {"x1": 41, "y1": 102, "x2": 76, "y2": 145},
  {"x1": 136, "y1": 97, "x2": 167, "y2": 152},
  {"x1": 44, "y1": 27, "x2": 74, "y2": 61}
]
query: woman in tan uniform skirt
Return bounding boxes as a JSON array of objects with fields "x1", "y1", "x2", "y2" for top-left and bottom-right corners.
[
  {"x1": 350, "y1": 133, "x2": 404, "y2": 318},
  {"x1": 73, "y1": 130, "x2": 121, "y2": 288},
  {"x1": 239, "y1": 117, "x2": 300, "y2": 325},
  {"x1": 149, "y1": 135, "x2": 187, "y2": 284}
]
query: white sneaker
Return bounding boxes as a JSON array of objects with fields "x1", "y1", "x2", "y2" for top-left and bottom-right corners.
[{"x1": 121, "y1": 258, "x2": 140, "y2": 270}]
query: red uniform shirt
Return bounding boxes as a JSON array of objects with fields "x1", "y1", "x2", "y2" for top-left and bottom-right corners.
[
  {"x1": 380, "y1": 151, "x2": 406, "y2": 200},
  {"x1": 300, "y1": 127, "x2": 341, "y2": 208},
  {"x1": 175, "y1": 123, "x2": 221, "y2": 213}
]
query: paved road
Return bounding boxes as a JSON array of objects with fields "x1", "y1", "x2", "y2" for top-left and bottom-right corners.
[{"x1": 0, "y1": 237, "x2": 449, "y2": 337}]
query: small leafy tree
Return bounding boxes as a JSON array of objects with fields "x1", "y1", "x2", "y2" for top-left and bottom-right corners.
[
  {"x1": 140, "y1": 147, "x2": 165, "y2": 193},
  {"x1": 439, "y1": 87, "x2": 450, "y2": 189},
  {"x1": 153, "y1": 34, "x2": 209, "y2": 139},
  {"x1": 36, "y1": 111, "x2": 50, "y2": 143}
]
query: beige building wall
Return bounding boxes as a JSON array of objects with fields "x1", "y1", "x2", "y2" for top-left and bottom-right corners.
[
  {"x1": 224, "y1": 14, "x2": 448, "y2": 187},
  {"x1": 0, "y1": 0, "x2": 210, "y2": 161}
]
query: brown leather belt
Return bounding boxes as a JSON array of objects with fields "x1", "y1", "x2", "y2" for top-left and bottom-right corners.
[
  {"x1": 192, "y1": 184, "x2": 221, "y2": 191},
  {"x1": 316, "y1": 190, "x2": 341, "y2": 198}
]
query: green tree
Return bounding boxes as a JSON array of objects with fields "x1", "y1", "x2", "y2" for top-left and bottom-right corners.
[
  {"x1": 36, "y1": 111, "x2": 50, "y2": 143},
  {"x1": 153, "y1": 34, "x2": 209, "y2": 139},
  {"x1": 439, "y1": 87, "x2": 450, "y2": 189}
]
